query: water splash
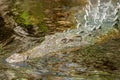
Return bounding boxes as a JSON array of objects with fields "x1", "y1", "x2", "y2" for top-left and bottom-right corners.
[{"x1": 75, "y1": 0, "x2": 120, "y2": 32}]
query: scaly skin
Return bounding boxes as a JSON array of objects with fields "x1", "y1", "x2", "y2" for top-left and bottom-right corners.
[{"x1": 6, "y1": 29, "x2": 89, "y2": 63}]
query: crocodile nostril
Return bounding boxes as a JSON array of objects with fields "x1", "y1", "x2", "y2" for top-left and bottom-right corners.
[{"x1": 68, "y1": 39, "x2": 74, "y2": 42}]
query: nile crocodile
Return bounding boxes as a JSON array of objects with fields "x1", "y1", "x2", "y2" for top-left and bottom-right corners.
[{"x1": 6, "y1": 0, "x2": 120, "y2": 63}]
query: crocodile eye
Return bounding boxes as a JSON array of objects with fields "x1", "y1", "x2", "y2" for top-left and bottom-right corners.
[
  {"x1": 61, "y1": 38, "x2": 74, "y2": 44},
  {"x1": 61, "y1": 38, "x2": 67, "y2": 43},
  {"x1": 68, "y1": 39, "x2": 74, "y2": 42}
]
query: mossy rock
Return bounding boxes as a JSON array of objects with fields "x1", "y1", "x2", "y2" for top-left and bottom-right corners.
[{"x1": 12, "y1": 0, "x2": 48, "y2": 34}]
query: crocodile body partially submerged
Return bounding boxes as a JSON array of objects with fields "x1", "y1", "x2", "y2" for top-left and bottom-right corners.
[{"x1": 6, "y1": 0, "x2": 120, "y2": 63}]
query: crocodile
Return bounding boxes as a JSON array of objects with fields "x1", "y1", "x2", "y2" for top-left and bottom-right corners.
[{"x1": 6, "y1": 0, "x2": 120, "y2": 63}]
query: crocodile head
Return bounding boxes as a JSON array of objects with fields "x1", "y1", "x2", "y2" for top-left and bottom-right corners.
[{"x1": 5, "y1": 30, "x2": 90, "y2": 63}]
